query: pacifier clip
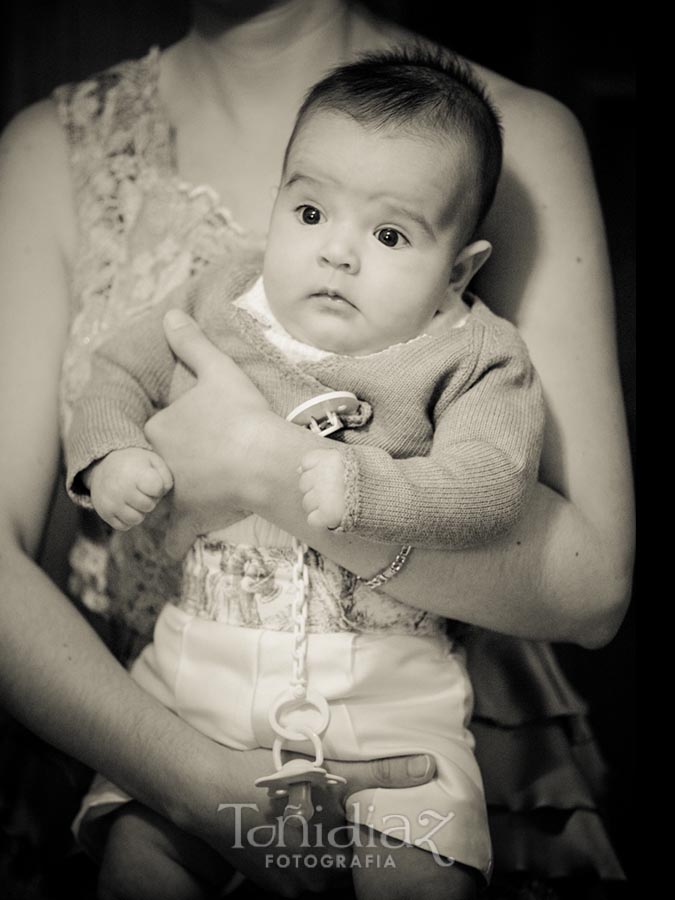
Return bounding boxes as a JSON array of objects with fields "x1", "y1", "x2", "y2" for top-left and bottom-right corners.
[{"x1": 254, "y1": 392, "x2": 361, "y2": 823}]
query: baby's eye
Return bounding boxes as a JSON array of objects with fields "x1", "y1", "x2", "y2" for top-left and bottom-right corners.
[
  {"x1": 376, "y1": 228, "x2": 409, "y2": 248},
  {"x1": 297, "y1": 205, "x2": 323, "y2": 225}
]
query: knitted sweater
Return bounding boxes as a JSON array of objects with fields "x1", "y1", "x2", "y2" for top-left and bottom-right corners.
[{"x1": 66, "y1": 262, "x2": 544, "y2": 549}]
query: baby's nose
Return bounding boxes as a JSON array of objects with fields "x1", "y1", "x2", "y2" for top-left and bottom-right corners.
[{"x1": 319, "y1": 229, "x2": 360, "y2": 273}]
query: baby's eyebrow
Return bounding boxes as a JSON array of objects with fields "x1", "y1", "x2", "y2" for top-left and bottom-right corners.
[
  {"x1": 283, "y1": 172, "x2": 332, "y2": 190},
  {"x1": 370, "y1": 195, "x2": 436, "y2": 240},
  {"x1": 381, "y1": 202, "x2": 436, "y2": 240}
]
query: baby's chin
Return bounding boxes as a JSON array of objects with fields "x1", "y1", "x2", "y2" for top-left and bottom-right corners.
[
  {"x1": 311, "y1": 336, "x2": 403, "y2": 357},
  {"x1": 277, "y1": 319, "x2": 359, "y2": 356},
  {"x1": 277, "y1": 304, "x2": 422, "y2": 356},
  {"x1": 292, "y1": 320, "x2": 424, "y2": 356},
  {"x1": 287, "y1": 324, "x2": 390, "y2": 356}
]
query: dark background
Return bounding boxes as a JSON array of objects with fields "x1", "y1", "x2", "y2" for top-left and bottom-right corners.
[{"x1": 1, "y1": 0, "x2": 635, "y2": 894}]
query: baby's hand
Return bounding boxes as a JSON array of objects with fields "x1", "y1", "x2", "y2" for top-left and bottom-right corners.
[
  {"x1": 298, "y1": 448, "x2": 345, "y2": 529},
  {"x1": 85, "y1": 448, "x2": 174, "y2": 531}
]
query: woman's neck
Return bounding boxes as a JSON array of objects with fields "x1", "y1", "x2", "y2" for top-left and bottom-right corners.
[
  {"x1": 191, "y1": 0, "x2": 349, "y2": 59},
  {"x1": 176, "y1": 0, "x2": 360, "y2": 121}
]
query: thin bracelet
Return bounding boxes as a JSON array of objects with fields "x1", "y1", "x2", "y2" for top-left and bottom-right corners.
[{"x1": 358, "y1": 545, "x2": 413, "y2": 590}]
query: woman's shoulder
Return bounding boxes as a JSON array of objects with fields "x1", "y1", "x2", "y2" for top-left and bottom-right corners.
[
  {"x1": 474, "y1": 62, "x2": 586, "y2": 151},
  {"x1": 362, "y1": 14, "x2": 587, "y2": 161},
  {"x1": 0, "y1": 98, "x2": 72, "y2": 217},
  {"x1": 1, "y1": 97, "x2": 65, "y2": 153},
  {"x1": 0, "y1": 99, "x2": 76, "y2": 260},
  {"x1": 52, "y1": 48, "x2": 161, "y2": 144},
  {"x1": 1, "y1": 48, "x2": 158, "y2": 175}
]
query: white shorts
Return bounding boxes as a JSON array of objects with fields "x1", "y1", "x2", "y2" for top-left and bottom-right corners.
[{"x1": 74, "y1": 602, "x2": 492, "y2": 878}]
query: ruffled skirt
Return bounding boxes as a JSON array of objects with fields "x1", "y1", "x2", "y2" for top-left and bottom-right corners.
[{"x1": 464, "y1": 629, "x2": 624, "y2": 880}]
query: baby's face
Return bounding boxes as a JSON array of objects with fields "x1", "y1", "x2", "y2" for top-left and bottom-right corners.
[{"x1": 263, "y1": 111, "x2": 474, "y2": 356}]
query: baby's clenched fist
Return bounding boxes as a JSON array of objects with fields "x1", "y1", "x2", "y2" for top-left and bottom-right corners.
[
  {"x1": 299, "y1": 448, "x2": 345, "y2": 529},
  {"x1": 85, "y1": 447, "x2": 174, "y2": 531}
]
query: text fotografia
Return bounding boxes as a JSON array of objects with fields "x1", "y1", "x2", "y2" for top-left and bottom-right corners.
[
  {"x1": 268, "y1": 852, "x2": 397, "y2": 870},
  {"x1": 216, "y1": 802, "x2": 456, "y2": 867}
]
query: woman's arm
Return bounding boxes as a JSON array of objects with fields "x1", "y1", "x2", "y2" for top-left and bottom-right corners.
[
  {"x1": 0, "y1": 98, "x2": 239, "y2": 836},
  {"x1": 147, "y1": 90, "x2": 633, "y2": 650},
  {"x1": 476, "y1": 86, "x2": 634, "y2": 644},
  {"x1": 0, "y1": 104, "x2": 431, "y2": 895}
]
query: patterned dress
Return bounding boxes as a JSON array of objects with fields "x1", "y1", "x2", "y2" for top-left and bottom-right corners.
[{"x1": 52, "y1": 48, "x2": 624, "y2": 882}]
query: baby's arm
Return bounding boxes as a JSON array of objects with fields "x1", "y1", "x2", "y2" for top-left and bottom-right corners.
[
  {"x1": 300, "y1": 327, "x2": 544, "y2": 548},
  {"x1": 65, "y1": 296, "x2": 184, "y2": 516}
]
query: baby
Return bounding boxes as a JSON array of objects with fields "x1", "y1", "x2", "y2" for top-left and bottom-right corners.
[{"x1": 66, "y1": 47, "x2": 543, "y2": 900}]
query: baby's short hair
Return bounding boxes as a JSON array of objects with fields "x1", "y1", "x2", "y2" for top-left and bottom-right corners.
[{"x1": 285, "y1": 45, "x2": 503, "y2": 237}]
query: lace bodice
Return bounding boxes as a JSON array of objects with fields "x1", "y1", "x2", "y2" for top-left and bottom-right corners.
[
  {"x1": 56, "y1": 48, "x2": 264, "y2": 430},
  {"x1": 55, "y1": 49, "x2": 264, "y2": 661}
]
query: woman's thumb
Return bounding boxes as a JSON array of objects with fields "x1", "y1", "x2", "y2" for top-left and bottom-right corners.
[
  {"x1": 330, "y1": 754, "x2": 436, "y2": 794},
  {"x1": 163, "y1": 309, "x2": 223, "y2": 376}
]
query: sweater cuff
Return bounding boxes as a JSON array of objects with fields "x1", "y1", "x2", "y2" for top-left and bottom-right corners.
[
  {"x1": 335, "y1": 445, "x2": 406, "y2": 541},
  {"x1": 335, "y1": 446, "x2": 362, "y2": 533},
  {"x1": 334, "y1": 444, "x2": 407, "y2": 540}
]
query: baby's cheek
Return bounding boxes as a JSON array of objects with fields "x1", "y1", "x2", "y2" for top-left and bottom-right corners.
[{"x1": 263, "y1": 256, "x2": 297, "y2": 315}]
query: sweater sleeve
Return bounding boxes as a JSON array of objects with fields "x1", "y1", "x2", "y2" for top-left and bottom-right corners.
[
  {"x1": 64, "y1": 286, "x2": 196, "y2": 507},
  {"x1": 337, "y1": 325, "x2": 545, "y2": 548}
]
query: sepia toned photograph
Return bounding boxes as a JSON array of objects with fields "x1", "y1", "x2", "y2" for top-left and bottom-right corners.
[{"x1": 1, "y1": 2, "x2": 635, "y2": 898}]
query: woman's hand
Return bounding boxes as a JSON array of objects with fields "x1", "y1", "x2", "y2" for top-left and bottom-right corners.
[
  {"x1": 187, "y1": 744, "x2": 435, "y2": 897},
  {"x1": 145, "y1": 311, "x2": 396, "y2": 574},
  {"x1": 145, "y1": 309, "x2": 314, "y2": 559}
]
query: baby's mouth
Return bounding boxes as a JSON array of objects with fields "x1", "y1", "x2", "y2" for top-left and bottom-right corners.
[{"x1": 310, "y1": 289, "x2": 355, "y2": 308}]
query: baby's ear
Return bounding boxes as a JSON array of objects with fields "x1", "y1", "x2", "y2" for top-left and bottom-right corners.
[{"x1": 448, "y1": 240, "x2": 492, "y2": 295}]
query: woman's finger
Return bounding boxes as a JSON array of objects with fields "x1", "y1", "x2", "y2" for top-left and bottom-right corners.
[{"x1": 163, "y1": 309, "x2": 232, "y2": 379}]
